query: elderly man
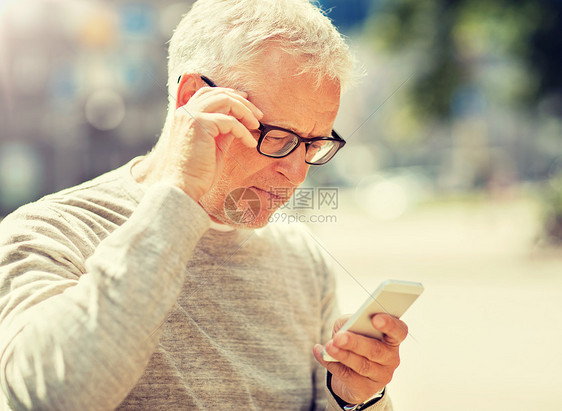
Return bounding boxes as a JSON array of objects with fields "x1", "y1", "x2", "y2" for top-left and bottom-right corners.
[{"x1": 0, "y1": 1, "x2": 409, "y2": 409}]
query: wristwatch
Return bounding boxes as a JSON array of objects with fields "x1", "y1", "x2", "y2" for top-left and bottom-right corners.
[{"x1": 342, "y1": 388, "x2": 385, "y2": 411}]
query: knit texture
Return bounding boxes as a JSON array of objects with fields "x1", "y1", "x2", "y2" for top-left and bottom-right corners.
[{"x1": 0, "y1": 158, "x2": 391, "y2": 410}]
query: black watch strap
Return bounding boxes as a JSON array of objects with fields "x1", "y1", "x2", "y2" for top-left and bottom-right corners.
[{"x1": 327, "y1": 372, "x2": 385, "y2": 410}]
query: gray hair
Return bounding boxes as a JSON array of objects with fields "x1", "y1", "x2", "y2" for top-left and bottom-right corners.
[{"x1": 166, "y1": 0, "x2": 354, "y2": 107}]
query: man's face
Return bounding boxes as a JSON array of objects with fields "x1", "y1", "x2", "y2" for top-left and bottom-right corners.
[{"x1": 199, "y1": 50, "x2": 341, "y2": 228}]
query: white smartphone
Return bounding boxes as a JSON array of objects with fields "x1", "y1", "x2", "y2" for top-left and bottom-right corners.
[{"x1": 322, "y1": 279, "x2": 424, "y2": 362}]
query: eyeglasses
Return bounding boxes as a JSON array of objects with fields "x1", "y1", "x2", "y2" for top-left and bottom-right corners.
[{"x1": 192, "y1": 75, "x2": 346, "y2": 165}]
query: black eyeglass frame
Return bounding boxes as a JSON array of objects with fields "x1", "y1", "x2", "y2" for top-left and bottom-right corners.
[
  {"x1": 178, "y1": 74, "x2": 346, "y2": 165},
  {"x1": 254, "y1": 123, "x2": 346, "y2": 165}
]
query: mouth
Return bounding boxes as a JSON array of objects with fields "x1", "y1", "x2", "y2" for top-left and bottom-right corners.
[
  {"x1": 251, "y1": 186, "x2": 291, "y2": 208},
  {"x1": 252, "y1": 186, "x2": 279, "y2": 198}
]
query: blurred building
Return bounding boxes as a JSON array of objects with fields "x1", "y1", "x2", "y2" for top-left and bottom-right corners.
[
  {"x1": 1, "y1": 0, "x2": 561, "y2": 220},
  {"x1": 0, "y1": 0, "x2": 194, "y2": 215}
]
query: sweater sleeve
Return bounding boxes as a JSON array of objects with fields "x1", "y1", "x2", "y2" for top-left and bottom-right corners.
[{"x1": 0, "y1": 183, "x2": 210, "y2": 410}]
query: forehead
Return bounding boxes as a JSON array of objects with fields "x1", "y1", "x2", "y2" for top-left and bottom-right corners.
[{"x1": 247, "y1": 49, "x2": 341, "y2": 137}]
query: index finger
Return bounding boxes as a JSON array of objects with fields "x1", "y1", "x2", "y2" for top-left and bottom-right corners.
[
  {"x1": 198, "y1": 86, "x2": 264, "y2": 120},
  {"x1": 372, "y1": 314, "x2": 408, "y2": 346}
]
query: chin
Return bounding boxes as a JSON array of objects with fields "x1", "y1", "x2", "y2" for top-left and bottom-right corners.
[{"x1": 201, "y1": 184, "x2": 289, "y2": 229}]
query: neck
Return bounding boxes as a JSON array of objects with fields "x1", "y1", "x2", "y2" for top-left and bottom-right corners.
[{"x1": 131, "y1": 120, "x2": 170, "y2": 185}]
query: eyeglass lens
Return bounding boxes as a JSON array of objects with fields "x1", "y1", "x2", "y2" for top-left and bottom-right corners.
[{"x1": 260, "y1": 130, "x2": 339, "y2": 164}]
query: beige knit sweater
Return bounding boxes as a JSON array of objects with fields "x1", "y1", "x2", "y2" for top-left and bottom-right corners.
[{"x1": 0, "y1": 159, "x2": 391, "y2": 410}]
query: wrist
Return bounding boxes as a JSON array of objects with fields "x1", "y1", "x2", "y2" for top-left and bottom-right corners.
[
  {"x1": 131, "y1": 154, "x2": 207, "y2": 202},
  {"x1": 326, "y1": 372, "x2": 386, "y2": 411},
  {"x1": 343, "y1": 388, "x2": 385, "y2": 411},
  {"x1": 179, "y1": 182, "x2": 204, "y2": 202}
]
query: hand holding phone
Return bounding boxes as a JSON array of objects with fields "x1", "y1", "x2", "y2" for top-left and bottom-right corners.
[{"x1": 322, "y1": 279, "x2": 423, "y2": 362}]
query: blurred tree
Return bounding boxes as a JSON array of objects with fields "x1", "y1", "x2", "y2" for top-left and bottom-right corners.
[
  {"x1": 364, "y1": 0, "x2": 562, "y2": 119},
  {"x1": 540, "y1": 172, "x2": 562, "y2": 245},
  {"x1": 530, "y1": 2, "x2": 562, "y2": 117}
]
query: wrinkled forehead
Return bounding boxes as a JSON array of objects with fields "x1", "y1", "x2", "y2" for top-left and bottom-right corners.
[
  {"x1": 245, "y1": 50, "x2": 340, "y2": 136},
  {"x1": 249, "y1": 45, "x2": 340, "y2": 91}
]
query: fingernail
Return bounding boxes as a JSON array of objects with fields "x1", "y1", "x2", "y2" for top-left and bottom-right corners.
[
  {"x1": 334, "y1": 332, "x2": 348, "y2": 347},
  {"x1": 327, "y1": 341, "x2": 339, "y2": 354},
  {"x1": 374, "y1": 316, "x2": 386, "y2": 328},
  {"x1": 313, "y1": 344, "x2": 322, "y2": 354}
]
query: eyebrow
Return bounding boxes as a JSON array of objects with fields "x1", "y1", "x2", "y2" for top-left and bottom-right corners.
[
  {"x1": 273, "y1": 121, "x2": 335, "y2": 140},
  {"x1": 269, "y1": 121, "x2": 304, "y2": 136}
]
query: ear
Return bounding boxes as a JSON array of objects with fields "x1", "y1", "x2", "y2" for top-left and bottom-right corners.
[{"x1": 176, "y1": 74, "x2": 207, "y2": 109}]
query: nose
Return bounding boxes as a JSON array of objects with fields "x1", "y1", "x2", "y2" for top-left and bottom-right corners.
[{"x1": 274, "y1": 144, "x2": 310, "y2": 185}]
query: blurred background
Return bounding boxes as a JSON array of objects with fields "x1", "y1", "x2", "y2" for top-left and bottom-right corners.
[{"x1": 1, "y1": 0, "x2": 561, "y2": 409}]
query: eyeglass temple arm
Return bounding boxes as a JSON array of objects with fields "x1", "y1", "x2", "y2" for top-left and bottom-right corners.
[{"x1": 177, "y1": 74, "x2": 217, "y2": 87}]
